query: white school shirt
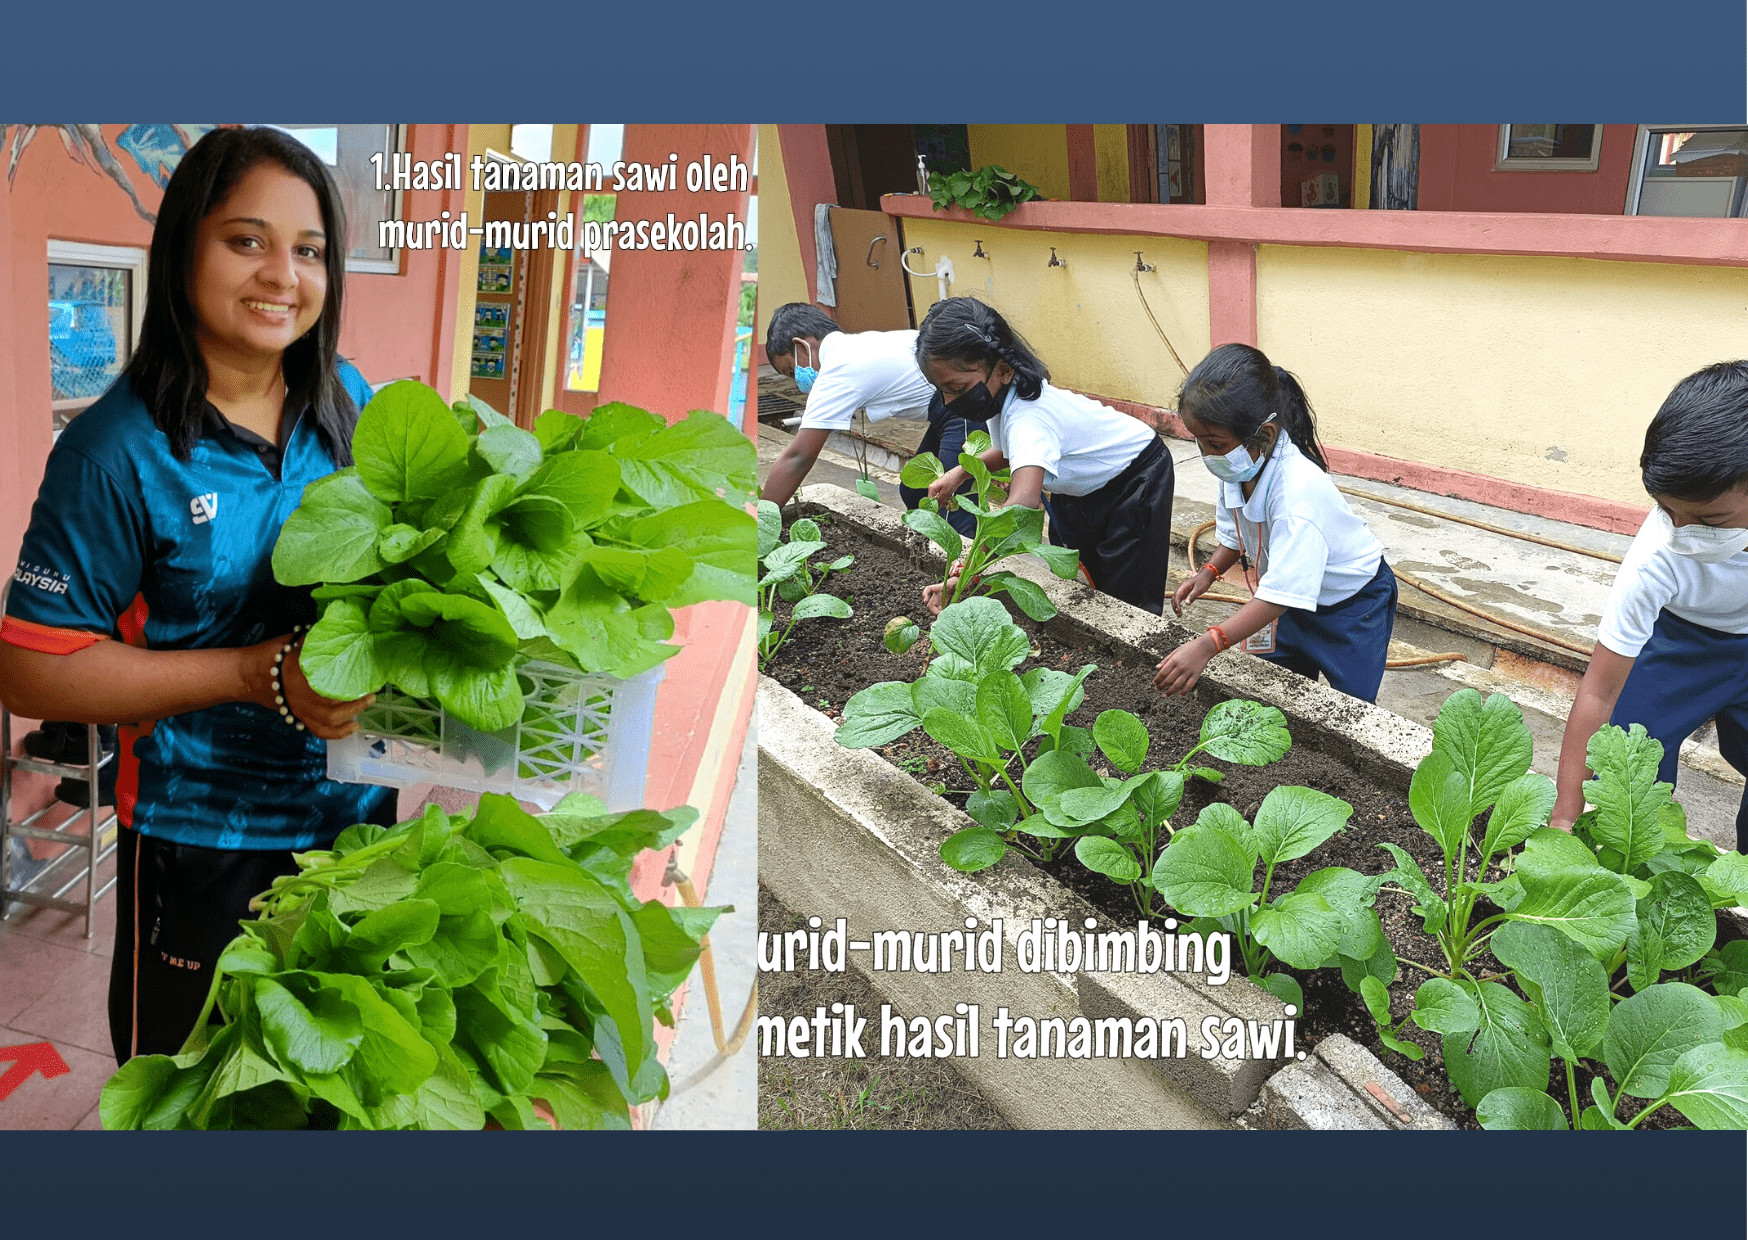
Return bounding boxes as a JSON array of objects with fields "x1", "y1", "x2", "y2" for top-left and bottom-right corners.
[
  {"x1": 987, "y1": 381, "x2": 1157, "y2": 497},
  {"x1": 1214, "y1": 438, "x2": 1383, "y2": 611},
  {"x1": 1596, "y1": 511, "x2": 1748, "y2": 657},
  {"x1": 796, "y1": 330, "x2": 935, "y2": 432}
]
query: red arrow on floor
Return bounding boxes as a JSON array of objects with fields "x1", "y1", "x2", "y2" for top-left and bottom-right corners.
[{"x1": 0, "y1": 1041, "x2": 71, "y2": 1101}]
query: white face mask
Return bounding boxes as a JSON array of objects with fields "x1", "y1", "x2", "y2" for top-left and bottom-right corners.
[
  {"x1": 1200, "y1": 417, "x2": 1276, "y2": 484},
  {"x1": 1654, "y1": 506, "x2": 1748, "y2": 563}
]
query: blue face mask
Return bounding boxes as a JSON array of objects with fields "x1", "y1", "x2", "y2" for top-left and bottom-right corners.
[
  {"x1": 792, "y1": 339, "x2": 817, "y2": 394},
  {"x1": 1200, "y1": 418, "x2": 1277, "y2": 484}
]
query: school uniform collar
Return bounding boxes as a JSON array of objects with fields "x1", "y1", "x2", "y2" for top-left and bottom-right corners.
[
  {"x1": 1221, "y1": 437, "x2": 1301, "y2": 517},
  {"x1": 201, "y1": 397, "x2": 309, "y2": 479}
]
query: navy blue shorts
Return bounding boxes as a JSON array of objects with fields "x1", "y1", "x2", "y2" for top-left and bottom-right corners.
[
  {"x1": 1260, "y1": 560, "x2": 1397, "y2": 704},
  {"x1": 1611, "y1": 608, "x2": 1748, "y2": 853}
]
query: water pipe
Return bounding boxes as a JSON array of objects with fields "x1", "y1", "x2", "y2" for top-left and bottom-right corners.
[{"x1": 902, "y1": 246, "x2": 954, "y2": 302}]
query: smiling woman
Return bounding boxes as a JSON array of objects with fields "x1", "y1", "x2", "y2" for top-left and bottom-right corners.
[{"x1": 0, "y1": 126, "x2": 398, "y2": 1065}]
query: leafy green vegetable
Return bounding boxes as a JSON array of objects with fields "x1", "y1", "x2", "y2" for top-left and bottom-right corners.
[
  {"x1": 758, "y1": 500, "x2": 853, "y2": 669},
  {"x1": 100, "y1": 794, "x2": 722, "y2": 1130},
  {"x1": 275, "y1": 383, "x2": 756, "y2": 731}
]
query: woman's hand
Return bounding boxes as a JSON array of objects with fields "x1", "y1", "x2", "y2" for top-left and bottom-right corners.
[
  {"x1": 1173, "y1": 565, "x2": 1217, "y2": 617},
  {"x1": 248, "y1": 635, "x2": 375, "y2": 740},
  {"x1": 928, "y1": 466, "x2": 969, "y2": 505},
  {"x1": 1154, "y1": 634, "x2": 1216, "y2": 696}
]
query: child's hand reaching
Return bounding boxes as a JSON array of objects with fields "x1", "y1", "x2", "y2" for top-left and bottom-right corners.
[
  {"x1": 1173, "y1": 565, "x2": 1217, "y2": 617},
  {"x1": 923, "y1": 559, "x2": 967, "y2": 616},
  {"x1": 1153, "y1": 634, "x2": 1215, "y2": 696}
]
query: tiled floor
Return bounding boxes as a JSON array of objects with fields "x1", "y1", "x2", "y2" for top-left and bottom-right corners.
[{"x1": 0, "y1": 854, "x2": 119, "y2": 1131}]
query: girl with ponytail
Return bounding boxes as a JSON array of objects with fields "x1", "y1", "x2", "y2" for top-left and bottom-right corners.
[
  {"x1": 1155, "y1": 343, "x2": 1397, "y2": 703},
  {"x1": 916, "y1": 297, "x2": 1176, "y2": 614}
]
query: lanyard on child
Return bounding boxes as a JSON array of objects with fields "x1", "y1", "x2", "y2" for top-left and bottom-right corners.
[{"x1": 1230, "y1": 451, "x2": 1281, "y2": 656}]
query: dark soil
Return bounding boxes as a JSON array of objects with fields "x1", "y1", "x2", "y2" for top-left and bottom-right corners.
[{"x1": 765, "y1": 507, "x2": 1680, "y2": 1130}]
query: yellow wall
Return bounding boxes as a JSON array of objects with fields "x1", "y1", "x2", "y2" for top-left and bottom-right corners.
[
  {"x1": 755, "y1": 125, "x2": 810, "y2": 352},
  {"x1": 1255, "y1": 245, "x2": 1748, "y2": 504},
  {"x1": 968, "y1": 125, "x2": 1071, "y2": 202},
  {"x1": 1093, "y1": 125, "x2": 1130, "y2": 202},
  {"x1": 899, "y1": 217, "x2": 1210, "y2": 409}
]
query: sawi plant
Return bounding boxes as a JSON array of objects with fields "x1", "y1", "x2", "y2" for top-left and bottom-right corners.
[
  {"x1": 273, "y1": 383, "x2": 757, "y2": 732},
  {"x1": 927, "y1": 164, "x2": 1044, "y2": 221},
  {"x1": 757, "y1": 502, "x2": 853, "y2": 669},
  {"x1": 100, "y1": 793, "x2": 723, "y2": 1130},
  {"x1": 899, "y1": 430, "x2": 1080, "y2": 620},
  {"x1": 1150, "y1": 790, "x2": 1387, "y2": 1013}
]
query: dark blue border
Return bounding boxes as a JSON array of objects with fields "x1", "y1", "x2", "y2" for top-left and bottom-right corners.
[
  {"x1": 0, "y1": 0, "x2": 1742, "y2": 118},
  {"x1": 2, "y1": 1131, "x2": 1743, "y2": 1229}
]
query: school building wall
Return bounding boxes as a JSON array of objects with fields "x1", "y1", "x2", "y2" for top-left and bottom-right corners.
[{"x1": 1416, "y1": 124, "x2": 1640, "y2": 215}]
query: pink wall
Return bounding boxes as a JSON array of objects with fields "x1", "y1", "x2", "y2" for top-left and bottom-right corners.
[
  {"x1": 775, "y1": 124, "x2": 837, "y2": 319},
  {"x1": 1418, "y1": 124, "x2": 1638, "y2": 215}
]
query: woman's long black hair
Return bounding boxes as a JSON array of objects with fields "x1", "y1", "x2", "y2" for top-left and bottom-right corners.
[
  {"x1": 1641, "y1": 360, "x2": 1748, "y2": 501},
  {"x1": 914, "y1": 297, "x2": 1049, "y2": 400},
  {"x1": 125, "y1": 125, "x2": 357, "y2": 463},
  {"x1": 1177, "y1": 342, "x2": 1328, "y2": 472}
]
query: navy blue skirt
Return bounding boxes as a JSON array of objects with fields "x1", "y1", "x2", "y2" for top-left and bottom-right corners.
[{"x1": 1260, "y1": 560, "x2": 1397, "y2": 704}]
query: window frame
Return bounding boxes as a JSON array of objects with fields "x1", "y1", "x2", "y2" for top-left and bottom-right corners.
[
  {"x1": 46, "y1": 239, "x2": 148, "y2": 425},
  {"x1": 1494, "y1": 124, "x2": 1603, "y2": 172},
  {"x1": 1624, "y1": 123, "x2": 1748, "y2": 217}
]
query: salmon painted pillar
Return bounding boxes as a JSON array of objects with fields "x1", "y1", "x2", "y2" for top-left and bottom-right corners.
[
  {"x1": 1201, "y1": 124, "x2": 1279, "y2": 348},
  {"x1": 592, "y1": 125, "x2": 758, "y2": 946},
  {"x1": 775, "y1": 125, "x2": 835, "y2": 325},
  {"x1": 597, "y1": 124, "x2": 755, "y2": 420}
]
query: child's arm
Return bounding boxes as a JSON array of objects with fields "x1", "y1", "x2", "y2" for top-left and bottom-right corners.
[
  {"x1": 1552, "y1": 645, "x2": 1637, "y2": 831},
  {"x1": 1174, "y1": 545, "x2": 1241, "y2": 616},
  {"x1": 1153, "y1": 597, "x2": 1286, "y2": 695},
  {"x1": 928, "y1": 446, "x2": 1008, "y2": 505},
  {"x1": 761, "y1": 428, "x2": 831, "y2": 507}
]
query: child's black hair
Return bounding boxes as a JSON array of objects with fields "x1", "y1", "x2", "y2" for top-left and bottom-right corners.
[
  {"x1": 1641, "y1": 360, "x2": 1748, "y2": 501},
  {"x1": 914, "y1": 297, "x2": 1049, "y2": 401},
  {"x1": 763, "y1": 302, "x2": 840, "y2": 359},
  {"x1": 1177, "y1": 342, "x2": 1328, "y2": 472}
]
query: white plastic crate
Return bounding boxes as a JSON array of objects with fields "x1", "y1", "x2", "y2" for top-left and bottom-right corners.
[{"x1": 326, "y1": 661, "x2": 665, "y2": 811}]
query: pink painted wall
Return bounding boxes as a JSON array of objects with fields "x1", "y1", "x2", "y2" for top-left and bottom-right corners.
[
  {"x1": 775, "y1": 124, "x2": 837, "y2": 317},
  {"x1": 595, "y1": 124, "x2": 755, "y2": 421},
  {"x1": 1417, "y1": 124, "x2": 1638, "y2": 215}
]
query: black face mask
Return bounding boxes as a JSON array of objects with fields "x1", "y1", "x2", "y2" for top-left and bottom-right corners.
[{"x1": 944, "y1": 375, "x2": 1003, "y2": 422}]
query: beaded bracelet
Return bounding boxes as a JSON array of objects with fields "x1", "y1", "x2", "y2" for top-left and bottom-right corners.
[{"x1": 270, "y1": 624, "x2": 309, "y2": 731}]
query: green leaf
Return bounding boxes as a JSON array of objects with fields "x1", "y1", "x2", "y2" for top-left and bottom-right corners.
[
  {"x1": 1196, "y1": 699, "x2": 1291, "y2": 766},
  {"x1": 1585, "y1": 724, "x2": 1673, "y2": 872},
  {"x1": 1441, "y1": 981, "x2": 1551, "y2": 1109},
  {"x1": 1294, "y1": 867, "x2": 1387, "y2": 962},
  {"x1": 854, "y1": 478, "x2": 880, "y2": 501},
  {"x1": 1260, "y1": 974, "x2": 1304, "y2": 1011},
  {"x1": 1491, "y1": 921, "x2": 1609, "y2": 1061},
  {"x1": 1663, "y1": 1043, "x2": 1748, "y2": 1129},
  {"x1": 899, "y1": 452, "x2": 944, "y2": 488},
  {"x1": 1479, "y1": 772, "x2": 1556, "y2": 861},
  {"x1": 353, "y1": 380, "x2": 475, "y2": 503},
  {"x1": 965, "y1": 789, "x2": 1020, "y2": 832},
  {"x1": 1377, "y1": 842, "x2": 1448, "y2": 937},
  {"x1": 1409, "y1": 749, "x2": 1473, "y2": 863},
  {"x1": 533, "y1": 408, "x2": 584, "y2": 452},
  {"x1": 883, "y1": 616, "x2": 921, "y2": 655},
  {"x1": 1700, "y1": 851, "x2": 1748, "y2": 909},
  {"x1": 477, "y1": 423, "x2": 543, "y2": 477},
  {"x1": 977, "y1": 671, "x2": 1034, "y2": 753},
  {"x1": 791, "y1": 593, "x2": 852, "y2": 622},
  {"x1": 544, "y1": 566, "x2": 679, "y2": 681},
  {"x1": 577, "y1": 401, "x2": 664, "y2": 452},
  {"x1": 911, "y1": 672, "x2": 977, "y2": 720},
  {"x1": 1700, "y1": 942, "x2": 1748, "y2": 997},
  {"x1": 609, "y1": 409, "x2": 756, "y2": 508},
  {"x1": 630, "y1": 501, "x2": 757, "y2": 606},
  {"x1": 1031, "y1": 541, "x2": 1082, "y2": 580},
  {"x1": 1603, "y1": 983, "x2": 1726, "y2": 1099},
  {"x1": 1021, "y1": 750, "x2": 1104, "y2": 826},
  {"x1": 1431, "y1": 689, "x2": 1534, "y2": 817},
  {"x1": 1092, "y1": 709, "x2": 1150, "y2": 775},
  {"x1": 756, "y1": 499, "x2": 783, "y2": 560},
  {"x1": 1411, "y1": 978, "x2": 1482, "y2": 1036},
  {"x1": 273, "y1": 469, "x2": 393, "y2": 585},
  {"x1": 378, "y1": 522, "x2": 446, "y2": 565},
  {"x1": 300, "y1": 599, "x2": 386, "y2": 701},
  {"x1": 834, "y1": 681, "x2": 923, "y2": 748},
  {"x1": 1251, "y1": 892, "x2": 1342, "y2": 970},
  {"x1": 1246, "y1": 786, "x2": 1353, "y2": 866},
  {"x1": 1339, "y1": 938, "x2": 1398, "y2": 994},
  {"x1": 984, "y1": 573, "x2": 1056, "y2": 621},
  {"x1": 521, "y1": 449, "x2": 620, "y2": 530},
  {"x1": 1151, "y1": 825, "x2": 1260, "y2": 918},
  {"x1": 928, "y1": 597, "x2": 1029, "y2": 679},
  {"x1": 940, "y1": 827, "x2": 1008, "y2": 873},
  {"x1": 399, "y1": 590, "x2": 523, "y2": 731},
  {"x1": 253, "y1": 977, "x2": 363, "y2": 1076},
  {"x1": 1359, "y1": 975, "x2": 1393, "y2": 1026},
  {"x1": 1020, "y1": 667, "x2": 1089, "y2": 740},
  {"x1": 902, "y1": 505, "x2": 965, "y2": 562},
  {"x1": 1506, "y1": 864, "x2": 1636, "y2": 961},
  {"x1": 922, "y1": 707, "x2": 999, "y2": 765},
  {"x1": 1075, "y1": 835, "x2": 1143, "y2": 883},
  {"x1": 1129, "y1": 770, "x2": 1185, "y2": 833},
  {"x1": 1477, "y1": 1088, "x2": 1567, "y2": 1130},
  {"x1": 1627, "y1": 870, "x2": 1717, "y2": 992}
]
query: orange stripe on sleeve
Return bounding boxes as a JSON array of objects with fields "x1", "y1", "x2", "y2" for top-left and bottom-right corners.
[{"x1": 0, "y1": 615, "x2": 108, "y2": 655}]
